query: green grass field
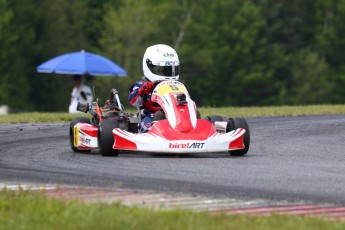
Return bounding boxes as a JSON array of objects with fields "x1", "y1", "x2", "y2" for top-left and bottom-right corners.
[
  {"x1": 0, "y1": 190, "x2": 343, "y2": 230},
  {"x1": 0, "y1": 104, "x2": 345, "y2": 123}
]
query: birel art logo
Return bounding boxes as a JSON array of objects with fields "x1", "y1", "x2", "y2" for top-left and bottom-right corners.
[
  {"x1": 80, "y1": 137, "x2": 91, "y2": 145},
  {"x1": 169, "y1": 142, "x2": 206, "y2": 149}
]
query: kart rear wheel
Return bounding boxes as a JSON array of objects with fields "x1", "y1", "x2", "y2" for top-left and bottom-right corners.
[
  {"x1": 228, "y1": 118, "x2": 250, "y2": 156},
  {"x1": 196, "y1": 110, "x2": 201, "y2": 119},
  {"x1": 69, "y1": 117, "x2": 91, "y2": 153},
  {"x1": 98, "y1": 119, "x2": 120, "y2": 157},
  {"x1": 203, "y1": 115, "x2": 224, "y2": 124}
]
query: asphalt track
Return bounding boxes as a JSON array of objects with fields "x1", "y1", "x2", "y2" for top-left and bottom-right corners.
[{"x1": 0, "y1": 115, "x2": 344, "y2": 206}]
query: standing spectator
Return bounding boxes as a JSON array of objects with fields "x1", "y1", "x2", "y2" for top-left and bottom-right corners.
[{"x1": 69, "y1": 74, "x2": 93, "y2": 113}]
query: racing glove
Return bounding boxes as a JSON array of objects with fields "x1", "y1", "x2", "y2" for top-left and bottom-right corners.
[{"x1": 138, "y1": 81, "x2": 155, "y2": 96}]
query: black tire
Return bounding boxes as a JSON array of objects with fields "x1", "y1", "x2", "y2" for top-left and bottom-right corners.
[
  {"x1": 196, "y1": 110, "x2": 201, "y2": 119},
  {"x1": 98, "y1": 119, "x2": 120, "y2": 157},
  {"x1": 203, "y1": 115, "x2": 224, "y2": 124},
  {"x1": 69, "y1": 117, "x2": 91, "y2": 153},
  {"x1": 228, "y1": 118, "x2": 250, "y2": 156}
]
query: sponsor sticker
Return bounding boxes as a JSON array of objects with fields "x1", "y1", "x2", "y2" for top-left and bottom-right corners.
[
  {"x1": 158, "y1": 61, "x2": 179, "y2": 66},
  {"x1": 168, "y1": 142, "x2": 206, "y2": 149},
  {"x1": 80, "y1": 137, "x2": 91, "y2": 145},
  {"x1": 163, "y1": 53, "x2": 174, "y2": 57}
]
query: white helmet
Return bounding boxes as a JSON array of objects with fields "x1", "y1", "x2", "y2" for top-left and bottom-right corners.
[{"x1": 142, "y1": 44, "x2": 179, "y2": 82}]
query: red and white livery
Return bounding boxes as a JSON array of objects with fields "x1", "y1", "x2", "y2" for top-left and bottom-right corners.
[
  {"x1": 112, "y1": 80, "x2": 248, "y2": 154},
  {"x1": 70, "y1": 81, "x2": 250, "y2": 156}
]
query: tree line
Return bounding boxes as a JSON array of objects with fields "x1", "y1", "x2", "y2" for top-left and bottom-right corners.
[{"x1": 1, "y1": 0, "x2": 345, "y2": 112}]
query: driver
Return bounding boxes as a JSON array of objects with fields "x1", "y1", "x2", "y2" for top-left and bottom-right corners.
[{"x1": 129, "y1": 44, "x2": 180, "y2": 132}]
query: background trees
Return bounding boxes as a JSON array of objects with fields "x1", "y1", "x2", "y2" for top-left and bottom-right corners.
[{"x1": 1, "y1": 0, "x2": 345, "y2": 111}]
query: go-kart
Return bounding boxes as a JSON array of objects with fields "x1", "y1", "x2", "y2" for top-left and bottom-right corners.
[{"x1": 70, "y1": 80, "x2": 250, "y2": 156}]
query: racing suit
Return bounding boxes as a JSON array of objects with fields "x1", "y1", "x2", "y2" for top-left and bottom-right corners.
[{"x1": 128, "y1": 78, "x2": 161, "y2": 132}]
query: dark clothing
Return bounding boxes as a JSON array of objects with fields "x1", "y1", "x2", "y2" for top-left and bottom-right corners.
[{"x1": 128, "y1": 79, "x2": 161, "y2": 132}]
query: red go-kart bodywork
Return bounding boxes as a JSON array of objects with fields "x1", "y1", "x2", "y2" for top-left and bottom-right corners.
[{"x1": 71, "y1": 81, "x2": 250, "y2": 156}]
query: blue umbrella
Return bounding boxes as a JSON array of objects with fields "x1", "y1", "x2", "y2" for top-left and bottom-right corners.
[{"x1": 37, "y1": 50, "x2": 127, "y2": 76}]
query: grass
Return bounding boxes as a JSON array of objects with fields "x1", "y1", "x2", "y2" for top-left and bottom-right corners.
[
  {"x1": 0, "y1": 190, "x2": 343, "y2": 230},
  {"x1": 0, "y1": 104, "x2": 345, "y2": 123},
  {"x1": 200, "y1": 104, "x2": 345, "y2": 117},
  {"x1": 0, "y1": 112, "x2": 83, "y2": 123}
]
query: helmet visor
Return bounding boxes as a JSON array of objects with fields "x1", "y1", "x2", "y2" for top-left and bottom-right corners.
[{"x1": 146, "y1": 59, "x2": 179, "y2": 77}]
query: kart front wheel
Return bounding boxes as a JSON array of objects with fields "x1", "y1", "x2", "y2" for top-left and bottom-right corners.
[
  {"x1": 228, "y1": 118, "x2": 250, "y2": 156},
  {"x1": 98, "y1": 119, "x2": 120, "y2": 157},
  {"x1": 69, "y1": 117, "x2": 91, "y2": 153}
]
